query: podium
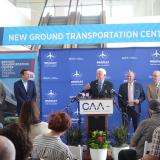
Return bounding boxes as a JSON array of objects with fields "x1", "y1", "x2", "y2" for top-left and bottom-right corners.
[{"x1": 79, "y1": 98, "x2": 113, "y2": 136}]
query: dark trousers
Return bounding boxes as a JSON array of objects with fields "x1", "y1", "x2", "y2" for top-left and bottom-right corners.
[{"x1": 122, "y1": 106, "x2": 139, "y2": 132}]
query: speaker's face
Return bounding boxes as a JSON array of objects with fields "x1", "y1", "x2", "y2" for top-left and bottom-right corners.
[
  {"x1": 127, "y1": 72, "x2": 135, "y2": 83},
  {"x1": 96, "y1": 71, "x2": 105, "y2": 81}
]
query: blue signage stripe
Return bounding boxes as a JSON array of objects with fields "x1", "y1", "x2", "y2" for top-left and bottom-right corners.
[
  {"x1": 2, "y1": 23, "x2": 160, "y2": 45},
  {"x1": 0, "y1": 27, "x2": 4, "y2": 45}
]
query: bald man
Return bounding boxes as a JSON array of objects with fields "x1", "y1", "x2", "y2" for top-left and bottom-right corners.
[
  {"x1": 0, "y1": 135, "x2": 15, "y2": 160},
  {"x1": 147, "y1": 71, "x2": 160, "y2": 102},
  {"x1": 118, "y1": 71, "x2": 145, "y2": 131}
]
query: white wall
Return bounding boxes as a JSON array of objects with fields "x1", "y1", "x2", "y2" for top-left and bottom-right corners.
[{"x1": 0, "y1": 0, "x2": 30, "y2": 27}]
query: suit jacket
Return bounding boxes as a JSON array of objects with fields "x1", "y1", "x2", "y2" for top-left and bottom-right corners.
[
  {"x1": 118, "y1": 82, "x2": 145, "y2": 113},
  {"x1": 147, "y1": 83, "x2": 160, "y2": 102},
  {"x1": 88, "y1": 80, "x2": 113, "y2": 98},
  {"x1": 14, "y1": 79, "x2": 37, "y2": 114}
]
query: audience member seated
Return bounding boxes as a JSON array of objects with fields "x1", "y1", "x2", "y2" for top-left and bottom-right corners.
[
  {"x1": 118, "y1": 149, "x2": 137, "y2": 160},
  {"x1": 130, "y1": 99, "x2": 160, "y2": 159},
  {"x1": 142, "y1": 126, "x2": 160, "y2": 160},
  {"x1": 19, "y1": 101, "x2": 50, "y2": 140},
  {"x1": 0, "y1": 123, "x2": 32, "y2": 160},
  {"x1": 32, "y1": 111, "x2": 73, "y2": 160},
  {"x1": 0, "y1": 135, "x2": 15, "y2": 160}
]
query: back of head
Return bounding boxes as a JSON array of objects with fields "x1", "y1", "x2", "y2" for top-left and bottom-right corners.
[
  {"x1": 0, "y1": 123, "x2": 32, "y2": 160},
  {"x1": 0, "y1": 135, "x2": 15, "y2": 160},
  {"x1": 148, "y1": 99, "x2": 160, "y2": 114},
  {"x1": 118, "y1": 149, "x2": 137, "y2": 160},
  {"x1": 48, "y1": 112, "x2": 72, "y2": 133},
  {"x1": 19, "y1": 101, "x2": 40, "y2": 133}
]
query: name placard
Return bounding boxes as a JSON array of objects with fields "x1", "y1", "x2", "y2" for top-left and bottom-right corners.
[{"x1": 79, "y1": 99, "x2": 113, "y2": 114}]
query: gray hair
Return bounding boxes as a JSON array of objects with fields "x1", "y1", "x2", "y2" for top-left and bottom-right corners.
[
  {"x1": 0, "y1": 136, "x2": 15, "y2": 160},
  {"x1": 153, "y1": 70, "x2": 160, "y2": 76},
  {"x1": 96, "y1": 68, "x2": 107, "y2": 75}
]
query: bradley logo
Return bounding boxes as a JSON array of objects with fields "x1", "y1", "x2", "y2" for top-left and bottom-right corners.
[
  {"x1": 150, "y1": 50, "x2": 160, "y2": 66},
  {"x1": 71, "y1": 70, "x2": 83, "y2": 86},
  {"x1": 44, "y1": 52, "x2": 57, "y2": 67},
  {"x1": 151, "y1": 50, "x2": 160, "y2": 60},
  {"x1": 72, "y1": 70, "x2": 81, "y2": 78},
  {"x1": 97, "y1": 50, "x2": 108, "y2": 60},
  {"x1": 45, "y1": 89, "x2": 58, "y2": 105},
  {"x1": 46, "y1": 52, "x2": 55, "y2": 60},
  {"x1": 96, "y1": 50, "x2": 109, "y2": 67},
  {"x1": 47, "y1": 90, "x2": 56, "y2": 99}
]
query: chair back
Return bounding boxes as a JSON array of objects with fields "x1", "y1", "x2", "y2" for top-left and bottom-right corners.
[
  {"x1": 68, "y1": 145, "x2": 82, "y2": 160},
  {"x1": 143, "y1": 141, "x2": 152, "y2": 156}
]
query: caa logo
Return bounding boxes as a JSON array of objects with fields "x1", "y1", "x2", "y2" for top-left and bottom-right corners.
[
  {"x1": 151, "y1": 50, "x2": 160, "y2": 60},
  {"x1": 97, "y1": 50, "x2": 108, "y2": 60}
]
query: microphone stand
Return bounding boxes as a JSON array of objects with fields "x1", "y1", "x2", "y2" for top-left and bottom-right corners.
[
  {"x1": 70, "y1": 94, "x2": 82, "y2": 145},
  {"x1": 112, "y1": 95, "x2": 129, "y2": 142}
]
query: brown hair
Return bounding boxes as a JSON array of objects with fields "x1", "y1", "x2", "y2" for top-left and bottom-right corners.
[
  {"x1": 48, "y1": 112, "x2": 72, "y2": 132},
  {"x1": 0, "y1": 123, "x2": 32, "y2": 160},
  {"x1": 20, "y1": 69, "x2": 28, "y2": 76},
  {"x1": 19, "y1": 101, "x2": 40, "y2": 133}
]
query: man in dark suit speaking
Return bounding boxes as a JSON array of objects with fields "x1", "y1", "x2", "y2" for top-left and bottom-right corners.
[
  {"x1": 118, "y1": 71, "x2": 145, "y2": 131},
  {"x1": 83, "y1": 68, "x2": 114, "y2": 132},
  {"x1": 14, "y1": 69, "x2": 37, "y2": 115},
  {"x1": 84, "y1": 68, "x2": 113, "y2": 98}
]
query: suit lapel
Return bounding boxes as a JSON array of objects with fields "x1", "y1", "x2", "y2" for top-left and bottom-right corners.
[
  {"x1": 134, "y1": 83, "x2": 136, "y2": 99},
  {"x1": 95, "y1": 80, "x2": 99, "y2": 93},
  {"x1": 151, "y1": 83, "x2": 158, "y2": 98},
  {"x1": 20, "y1": 80, "x2": 27, "y2": 94},
  {"x1": 27, "y1": 81, "x2": 30, "y2": 94},
  {"x1": 124, "y1": 83, "x2": 128, "y2": 99}
]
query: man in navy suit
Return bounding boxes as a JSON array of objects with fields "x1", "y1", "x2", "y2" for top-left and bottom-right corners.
[
  {"x1": 14, "y1": 69, "x2": 37, "y2": 115},
  {"x1": 84, "y1": 68, "x2": 114, "y2": 132},
  {"x1": 118, "y1": 71, "x2": 145, "y2": 131},
  {"x1": 84, "y1": 68, "x2": 113, "y2": 98}
]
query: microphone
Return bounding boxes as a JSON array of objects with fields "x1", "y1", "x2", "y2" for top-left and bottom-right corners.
[
  {"x1": 71, "y1": 96, "x2": 78, "y2": 103},
  {"x1": 110, "y1": 89, "x2": 122, "y2": 98}
]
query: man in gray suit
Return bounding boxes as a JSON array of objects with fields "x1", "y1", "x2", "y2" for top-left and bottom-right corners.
[
  {"x1": 118, "y1": 71, "x2": 145, "y2": 131},
  {"x1": 147, "y1": 70, "x2": 160, "y2": 102}
]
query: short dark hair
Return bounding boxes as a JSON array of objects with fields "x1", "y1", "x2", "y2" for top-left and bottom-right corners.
[
  {"x1": 48, "y1": 112, "x2": 72, "y2": 132},
  {"x1": 0, "y1": 123, "x2": 32, "y2": 160},
  {"x1": 20, "y1": 69, "x2": 28, "y2": 75},
  {"x1": 118, "y1": 149, "x2": 137, "y2": 160},
  {"x1": 149, "y1": 99, "x2": 160, "y2": 113}
]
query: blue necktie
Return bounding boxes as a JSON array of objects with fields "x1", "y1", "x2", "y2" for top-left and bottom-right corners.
[{"x1": 98, "y1": 82, "x2": 103, "y2": 93}]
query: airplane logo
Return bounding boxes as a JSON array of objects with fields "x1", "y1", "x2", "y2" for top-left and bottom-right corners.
[
  {"x1": 98, "y1": 51, "x2": 108, "y2": 60},
  {"x1": 152, "y1": 50, "x2": 160, "y2": 58},
  {"x1": 46, "y1": 52, "x2": 55, "y2": 60},
  {"x1": 47, "y1": 90, "x2": 56, "y2": 98},
  {"x1": 72, "y1": 70, "x2": 81, "y2": 78}
]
